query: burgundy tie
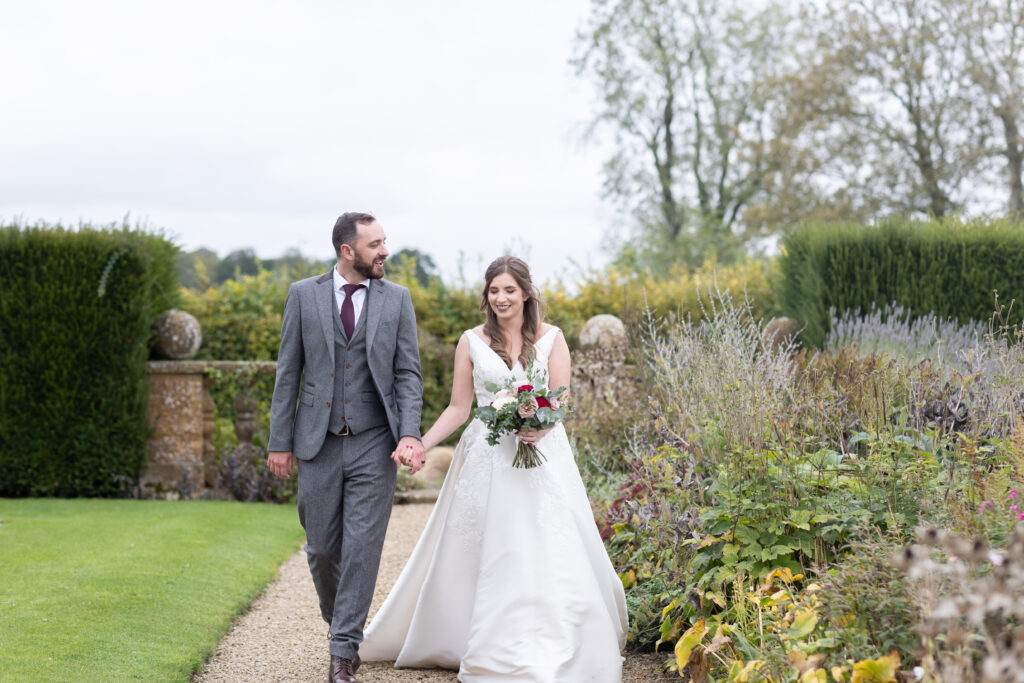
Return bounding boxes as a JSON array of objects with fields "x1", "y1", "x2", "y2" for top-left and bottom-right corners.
[{"x1": 340, "y1": 283, "x2": 364, "y2": 339}]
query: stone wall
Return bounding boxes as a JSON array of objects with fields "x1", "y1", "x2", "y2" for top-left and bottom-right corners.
[{"x1": 144, "y1": 360, "x2": 276, "y2": 496}]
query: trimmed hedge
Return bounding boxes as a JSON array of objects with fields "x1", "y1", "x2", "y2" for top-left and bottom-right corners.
[
  {"x1": 0, "y1": 223, "x2": 180, "y2": 496},
  {"x1": 778, "y1": 217, "x2": 1024, "y2": 347}
]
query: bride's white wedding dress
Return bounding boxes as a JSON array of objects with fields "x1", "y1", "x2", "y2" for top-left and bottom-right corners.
[{"x1": 360, "y1": 326, "x2": 628, "y2": 681}]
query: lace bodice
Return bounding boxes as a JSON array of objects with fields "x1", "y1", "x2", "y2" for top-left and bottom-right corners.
[{"x1": 464, "y1": 326, "x2": 561, "y2": 405}]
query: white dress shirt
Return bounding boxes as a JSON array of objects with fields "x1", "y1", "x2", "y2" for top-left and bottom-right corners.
[{"x1": 333, "y1": 267, "x2": 370, "y2": 331}]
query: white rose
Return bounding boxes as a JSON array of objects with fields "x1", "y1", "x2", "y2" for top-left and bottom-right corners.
[{"x1": 492, "y1": 390, "x2": 516, "y2": 409}]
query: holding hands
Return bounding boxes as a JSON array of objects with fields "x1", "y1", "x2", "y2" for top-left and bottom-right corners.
[{"x1": 391, "y1": 436, "x2": 426, "y2": 474}]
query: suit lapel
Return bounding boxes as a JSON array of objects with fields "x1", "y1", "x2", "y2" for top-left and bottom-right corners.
[
  {"x1": 364, "y1": 279, "x2": 386, "y2": 353},
  {"x1": 316, "y1": 271, "x2": 336, "y2": 365}
]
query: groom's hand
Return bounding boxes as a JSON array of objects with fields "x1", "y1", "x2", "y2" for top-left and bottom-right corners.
[
  {"x1": 267, "y1": 451, "x2": 294, "y2": 478},
  {"x1": 392, "y1": 437, "x2": 426, "y2": 474}
]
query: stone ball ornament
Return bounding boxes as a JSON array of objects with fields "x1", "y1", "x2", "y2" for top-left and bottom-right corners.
[
  {"x1": 151, "y1": 309, "x2": 203, "y2": 360},
  {"x1": 578, "y1": 314, "x2": 627, "y2": 351},
  {"x1": 762, "y1": 316, "x2": 801, "y2": 351}
]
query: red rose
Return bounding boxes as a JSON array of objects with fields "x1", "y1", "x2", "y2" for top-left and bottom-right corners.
[
  {"x1": 517, "y1": 384, "x2": 534, "y2": 394},
  {"x1": 536, "y1": 396, "x2": 551, "y2": 408}
]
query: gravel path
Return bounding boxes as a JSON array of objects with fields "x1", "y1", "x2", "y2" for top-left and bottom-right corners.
[{"x1": 194, "y1": 503, "x2": 672, "y2": 682}]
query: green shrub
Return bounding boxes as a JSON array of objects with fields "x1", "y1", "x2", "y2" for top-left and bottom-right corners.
[
  {"x1": 0, "y1": 222, "x2": 180, "y2": 496},
  {"x1": 183, "y1": 267, "x2": 321, "y2": 362},
  {"x1": 546, "y1": 259, "x2": 778, "y2": 347},
  {"x1": 779, "y1": 217, "x2": 1024, "y2": 347},
  {"x1": 818, "y1": 538, "x2": 920, "y2": 666},
  {"x1": 592, "y1": 444, "x2": 697, "y2": 649}
]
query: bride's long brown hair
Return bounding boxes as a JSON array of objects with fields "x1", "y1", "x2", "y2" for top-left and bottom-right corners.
[{"x1": 480, "y1": 256, "x2": 544, "y2": 369}]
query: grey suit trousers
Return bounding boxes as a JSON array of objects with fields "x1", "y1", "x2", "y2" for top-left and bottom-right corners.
[{"x1": 297, "y1": 424, "x2": 397, "y2": 659}]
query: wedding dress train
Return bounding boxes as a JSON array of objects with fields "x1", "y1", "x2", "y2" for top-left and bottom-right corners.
[{"x1": 360, "y1": 326, "x2": 627, "y2": 682}]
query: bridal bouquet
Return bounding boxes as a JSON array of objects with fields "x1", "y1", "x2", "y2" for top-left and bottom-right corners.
[{"x1": 474, "y1": 359, "x2": 568, "y2": 468}]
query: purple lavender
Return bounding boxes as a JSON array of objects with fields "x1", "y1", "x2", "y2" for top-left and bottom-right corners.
[{"x1": 826, "y1": 302, "x2": 987, "y2": 369}]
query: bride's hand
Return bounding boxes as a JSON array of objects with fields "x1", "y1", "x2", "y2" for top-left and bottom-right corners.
[{"x1": 516, "y1": 427, "x2": 552, "y2": 445}]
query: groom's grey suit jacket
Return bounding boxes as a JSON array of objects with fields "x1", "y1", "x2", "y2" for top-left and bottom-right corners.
[{"x1": 268, "y1": 271, "x2": 422, "y2": 460}]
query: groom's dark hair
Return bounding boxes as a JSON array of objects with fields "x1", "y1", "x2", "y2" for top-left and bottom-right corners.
[{"x1": 332, "y1": 212, "x2": 377, "y2": 257}]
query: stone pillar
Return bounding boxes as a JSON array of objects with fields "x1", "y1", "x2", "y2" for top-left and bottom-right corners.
[
  {"x1": 144, "y1": 360, "x2": 278, "y2": 497},
  {"x1": 144, "y1": 361, "x2": 212, "y2": 494},
  {"x1": 571, "y1": 314, "x2": 635, "y2": 397}
]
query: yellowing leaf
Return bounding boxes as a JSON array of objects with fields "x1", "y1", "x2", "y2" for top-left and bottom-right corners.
[
  {"x1": 851, "y1": 652, "x2": 901, "y2": 683},
  {"x1": 660, "y1": 597, "x2": 679, "y2": 619},
  {"x1": 784, "y1": 609, "x2": 819, "y2": 639},
  {"x1": 730, "y1": 659, "x2": 767, "y2": 683},
  {"x1": 674, "y1": 618, "x2": 709, "y2": 673},
  {"x1": 765, "y1": 567, "x2": 803, "y2": 584},
  {"x1": 618, "y1": 569, "x2": 636, "y2": 589},
  {"x1": 800, "y1": 669, "x2": 827, "y2": 683},
  {"x1": 698, "y1": 534, "x2": 723, "y2": 548},
  {"x1": 831, "y1": 665, "x2": 849, "y2": 682},
  {"x1": 789, "y1": 651, "x2": 825, "y2": 673},
  {"x1": 705, "y1": 591, "x2": 727, "y2": 609}
]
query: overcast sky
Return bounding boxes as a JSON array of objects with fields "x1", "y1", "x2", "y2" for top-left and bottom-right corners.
[{"x1": 1, "y1": 1, "x2": 616, "y2": 284}]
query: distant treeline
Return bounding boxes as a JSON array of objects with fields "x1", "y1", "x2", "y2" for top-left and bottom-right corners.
[{"x1": 177, "y1": 246, "x2": 436, "y2": 289}]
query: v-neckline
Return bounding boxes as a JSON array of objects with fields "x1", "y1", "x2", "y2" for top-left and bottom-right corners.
[{"x1": 470, "y1": 327, "x2": 556, "y2": 372}]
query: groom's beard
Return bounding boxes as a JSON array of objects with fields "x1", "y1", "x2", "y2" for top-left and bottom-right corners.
[{"x1": 353, "y1": 252, "x2": 385, "y2": 280}]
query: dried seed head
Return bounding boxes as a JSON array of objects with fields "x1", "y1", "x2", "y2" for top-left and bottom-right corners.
[
  {"x1": 970, "y1": 538, "x2": 991, "y2": 563},
  {"x1": 981, "y1": 655, "x2": 1014, "y2": 683},
  {"x1": 946, "y1": 626, "x2": 970, "y2": 648},
  {"x1": 916, "y1": 526, "x2": 944, "y2": 546},
  {"x1": 946, "y1": 536, "x2": 975, "y2": 560},
  {"x1": 893, "y1": 545, "x2": 920, "y2": 571}
]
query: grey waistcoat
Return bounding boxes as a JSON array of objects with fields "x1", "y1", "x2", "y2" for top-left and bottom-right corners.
[{"x1": 327, "y1": 300, "x2": 389, "y2": 435}]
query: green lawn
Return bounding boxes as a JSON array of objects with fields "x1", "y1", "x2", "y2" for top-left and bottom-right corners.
[{"x1": 0, "y1": 498, "x2": 304, "y2": 682}]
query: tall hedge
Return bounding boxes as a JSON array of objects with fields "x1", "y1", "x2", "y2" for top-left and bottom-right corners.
[
  {"x1": 0, "y1": 223, "x2": 180, "y2": 496},
  {"x1": 778, "y1": 217, "x2": 1024, "y2": 347}
]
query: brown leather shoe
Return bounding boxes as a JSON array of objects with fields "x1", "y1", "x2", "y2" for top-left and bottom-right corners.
[{"x1": 329, "y1": 653, "x2": 361, "y2": 683}]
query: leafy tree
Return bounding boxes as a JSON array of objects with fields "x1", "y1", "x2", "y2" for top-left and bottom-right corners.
[
  {"x1": 388, "y1": 248, "x2": 438, "y2": 286},
  {"x1": 177, "y1": 247, "x2": 219, "y2": 289},
  {"x1": 213, "y1": 248, "x2": 260, "y2": 284},
  {"x1": 262, "y1": 247, "x2": 329, "y2": 276},
  {"x1": 802, "y1": 0, "x2": 990, "y2": 218},
  {"x1": 944, "y1": 0, "x2": 1024, "y2": 218},
  {"x1": 574, "y1": 0, "x2": 801, "y2": 271}
]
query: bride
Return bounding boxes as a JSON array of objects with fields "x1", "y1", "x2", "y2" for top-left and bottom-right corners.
[{"x1": 359, "y1": 255, "x2": 628, "y2": 682}]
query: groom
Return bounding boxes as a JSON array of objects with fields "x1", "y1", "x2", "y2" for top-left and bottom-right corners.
[{"x1": 267, "y1": 212, "x2": 426, "y2": 683}]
